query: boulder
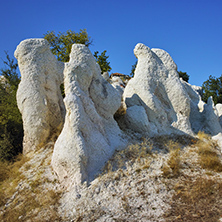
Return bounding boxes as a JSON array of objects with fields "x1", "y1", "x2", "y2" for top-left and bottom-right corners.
[
  {"x1": 15, "y1": 39, "x2": 65, "y2": 154},
  {"x1": 51, "y1": 44, "x2": 127, "y2": 188}
]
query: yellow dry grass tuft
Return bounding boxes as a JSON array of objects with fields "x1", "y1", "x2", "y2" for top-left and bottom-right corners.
[
  {"x1": 196, "y1": 132, "x2": 222, "y2": 172},
  {"x1": 162, "y1": 141, "x2": 182, "y2": 178},
  {"x1": 102, "y1": 138, "x2": 153, "y2": 175}
]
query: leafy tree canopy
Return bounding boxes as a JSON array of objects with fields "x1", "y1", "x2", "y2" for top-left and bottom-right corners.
[
  {"x1": 0, "y1": 52, "x2": 23, "y2": 161},
  {"x1": 178, "y1": 71, "x2": 189, "y2": 82},
  {"x1": 94, "y1": 50, "x2": 111, "y2": 73},
  {"x1": 44, "y1": 29, "x2": 111, "y2": 75},
  {"x1": 43, "y1": 29, "x2": 93, "y2": 62},
  {"x1": 202, "y1": 75, "x2": 222, "y2": 104}
]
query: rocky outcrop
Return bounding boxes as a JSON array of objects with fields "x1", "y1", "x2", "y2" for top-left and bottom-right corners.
[
  {"x1": 110, "y1": 76, "x2": 125, "y2": 95},
  {"x1": 216, "y1": 103, "x2": 222, "y2": 127},
  {"x1": 120, "y1": 43, "x2": 222, "y2": 138},
  {"x1": 15, "y1": 39, "x2": 65, "y2": 154},
  {"x1": 15, "y1": 39, "x2": 222, "y2": 189},
  {"x1": 180, "y1": 79, "x2": 205, "y2": 133},
  {"x1": 122, "y1": 43, "x2": 193, "y2": 136},
  {"x1": 51, "y1": 44, "x2": 127, "y2": 188},
  {"x1": 179, "y1": 80, "x2": 222, "y2": 135}
]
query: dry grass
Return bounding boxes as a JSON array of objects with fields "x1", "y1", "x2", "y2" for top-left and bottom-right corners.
[
  {"x1": 0, "y1": 151, "x2": 62, "y2": 222},
  {"x1": 0, "y1": 161, "x2": 10, "y2": 183},
  {"x1": 151, "y1": 134, "x2": 196, "y2": 152},
  {"x1": 162, "y1": 141, "x2": 182, "y2": 178},
  {"x1": 0, "y1": 154, "x2": 28, "y2": 208},
  {"x1": 102, "y1": 138, "x2": 153, "y2": 175},
  {"x1": 165, "y1": 176, "x2": 222, "y2": 222},
  {"x1": 196, "y1": 131, "x2": 222, "y2": 172},
  {"x1": 1, "y1": 188, "x2": 62, "y2": 222},
  {"x1": 164, "y1": 131, "x2": 222, "y2": 221}
]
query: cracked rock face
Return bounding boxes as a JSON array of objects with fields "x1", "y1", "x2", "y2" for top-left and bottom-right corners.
[
  {"x1": 15, "y1": 39, "x2": 65, "y2": 154},
  {"x1": 51, "y1": 44, "x2": 127, "y2": 188}
]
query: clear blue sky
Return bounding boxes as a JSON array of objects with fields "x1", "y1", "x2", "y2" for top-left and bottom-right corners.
[{"x1": 0, "y1": 0, "x2": 222, "y2": 86}]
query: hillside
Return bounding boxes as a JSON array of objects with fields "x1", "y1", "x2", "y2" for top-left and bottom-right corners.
[
  {"x1": 1, "y1": 132, "x2": 222, "y2": 221},
  {"x1": 2, "y1": 39, "x2": 222, "y2": 221}
]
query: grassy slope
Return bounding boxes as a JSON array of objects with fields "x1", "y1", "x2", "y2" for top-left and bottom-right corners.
[{"x1": 0, "y1": 132, "x2": 222, "y2": 221}]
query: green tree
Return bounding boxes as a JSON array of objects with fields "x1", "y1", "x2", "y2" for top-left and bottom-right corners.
[
  {"x1": 178, "y1": 71, "x2": 189, "y2": 82},
  {"x1": 93, "y1": 50, "x2": 111, "y2": 73},
  {"x1": 0, "y1": 52, "x2": 23, "y2": 161},
  {"x1": 202, "y1": 75, "x2": 222, "y2": 104},
  {"x1": 130, "y1": 60, "x2": 137, "y2": 77},
  {"x1": 43, "y1": 29, "x2": 92, "y2": 62}
]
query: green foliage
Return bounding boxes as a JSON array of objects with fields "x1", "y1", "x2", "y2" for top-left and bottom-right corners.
[
  {"x1": 178, "y1": 71, "x2": 189, "y2": 82},
  {"x1": 130, "y1": 60, "x2": 137, "y2": 77},
  {"x1": 43, "y1": 29, "x2": 92, "y2": 62},
  {"x1": 202, "y1": 75, "x2": 222, "y2": 104},
  {"x1": 94, "y1": 50, "x2": 112, "y2": 73},
  {"x1": 0, "y1": 52, "x2": 23, "y2": 161}
]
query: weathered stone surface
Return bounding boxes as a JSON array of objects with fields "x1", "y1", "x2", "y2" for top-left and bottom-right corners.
[
  {"x1": 203, "y1": 97, "x2": 222, "y2": 135},
  {"x1": 110, "y1": 76, "x2": 125, "y2": 95},
  {"x1": 51, "y1": 44, "x2": 127, "y2": 188},
  {"x1": 180, "y1": 79, "x2": 205, "y2": 133},
  {"x1": 15, "y1": 39, "x2": 222, "y2": 192},
  {"x1": 121, "y1": 43, "x2": 222, "y2": 138},
  {"x1": 216, "y1": 103, "x2": 222, "y2": 127},
  {"x1": 102, "y1": 72, "x2": 109, "y2": 81},
  {"x1": 124, "y1": 105, "x2": 150, "y2": 134},
  {"x1": 15, "y1": 39, "x2": 65, "y2": 154},
  {"x1": 122, "y1": 43, "x2": 193, "y2": 136},
  {"x1": 191, "y1": 84, "x2": 203, "y2": 97}
]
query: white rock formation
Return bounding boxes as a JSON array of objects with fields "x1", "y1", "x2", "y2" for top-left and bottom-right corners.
[
  {"x1": 52, "y1": 44, "x2": 127, "y2": 188},
  {"x1": 15, "y1": 39, "x2": 65, "y2": 154},
  {"x1": 102, "y1": 72, "x2": 109, "y2": 81},
  {"x1": 191, "y1": 84, "x2": 203, "y2": 97},
  {"x1": 203, "y1": 97, "x2": 222, "y2": 135},
  {"x1": 216, "y1": 103, "x2": 222, "y2": 127},
  {"x1": 110, "y1": 76, "x2": 125, "y2": 95},
  {"x1": 15, "y1": 39, "x2": 222, "y2": 191},
  {"x1": 120, "y1": 43, "x2": 222, "y2": 138},
  {"x1": 181, "y1": 80, "x2": 222, "y2": 135},
  {"x1": 122, "y1": 43, "x2": 193, "y2": 136},
  {"x1": 180, "y1": 79, "x2": 205, "y2": 133}
]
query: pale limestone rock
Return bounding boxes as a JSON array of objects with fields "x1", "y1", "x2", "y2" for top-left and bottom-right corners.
[
  {"x1": 191, "y1": 85, "x2": 203, "y2": 97},
  {"x1": 124, "y1": 105, "x2": 151, "y2": 134},
  {"x1": 181, "y1": 80, "x2": 222, "y2": 135},
  {"x1": 15, "y1": 39, "x2": 65, "y2": 154},
  {"x1": 122, "y1": 43, "x2": 193, "y2": 136},
  {"x1": 52, "y1": 44, "x2": 127, "y2": 188},
  {"x1": 203, "y1": 97, "x2": 222, "y2": 135},
  {"x1": 110, "y1": 76, "x2": 125, "y2": 95},
  {"x1": 180, "y1": 79, "x2": 205, "y2": 133},
  {"x1": 216, "y1": 103, "x2": 222, "y2": 127},
  {"x1": 102, "y1": 72, "x2": 109, "y2": 81},
  {"x1": 212, "y1": 132, "x2": 222, "y2": 150}
]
